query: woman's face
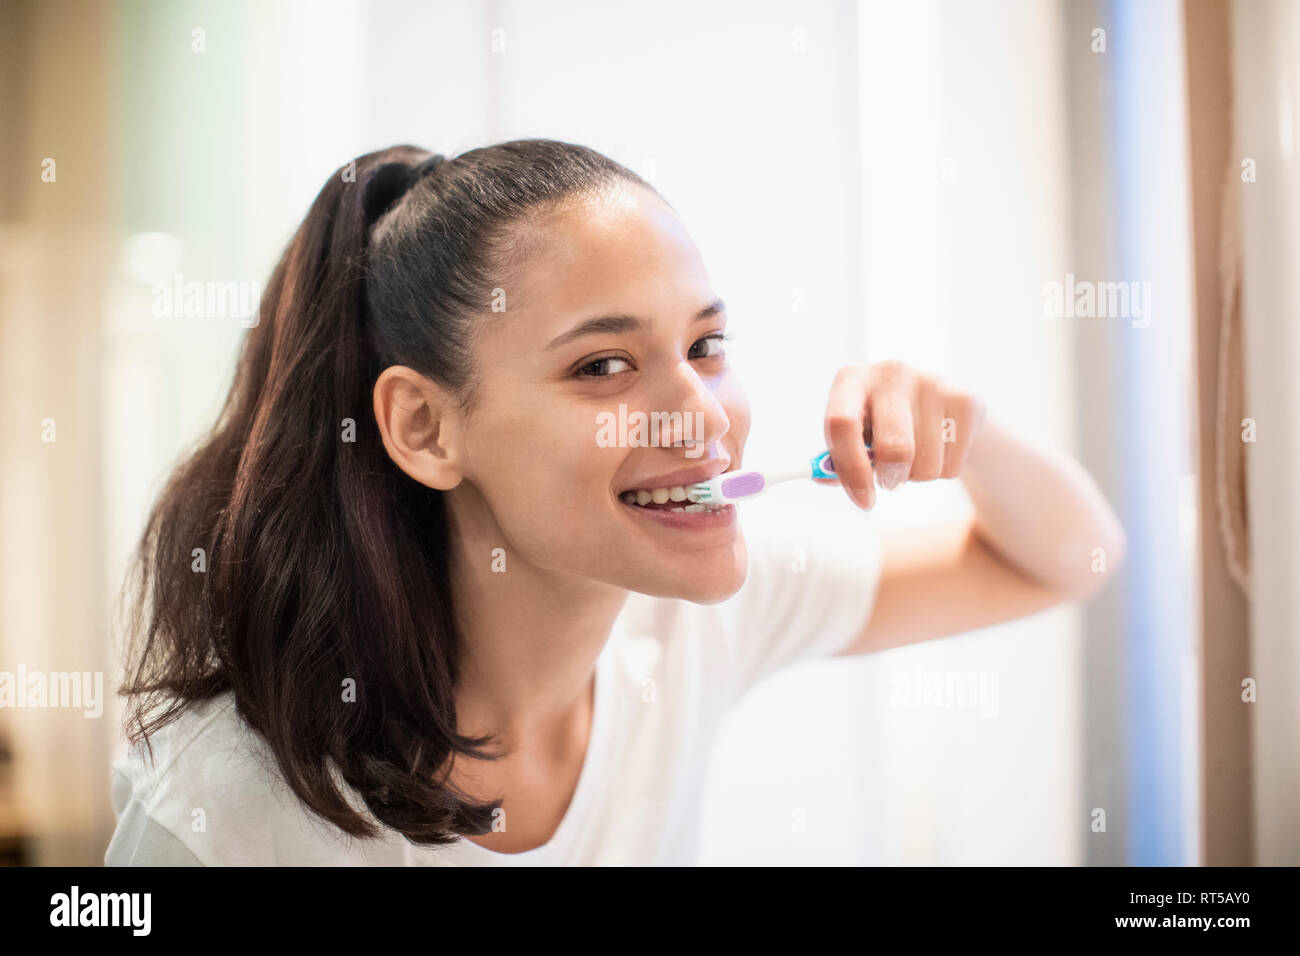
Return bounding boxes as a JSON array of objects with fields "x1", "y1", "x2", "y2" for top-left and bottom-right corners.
[{"x1": 450, "y1": 182, "x2": 750, "y2": 603}]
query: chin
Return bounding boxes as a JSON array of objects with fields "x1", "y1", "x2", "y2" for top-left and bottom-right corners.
[
  {"x1": 677, "y1": 578, "x2": 745, "y2": 605},
  {"x1": 622, "y1": 538, "x2": 748, "y2": 604}
]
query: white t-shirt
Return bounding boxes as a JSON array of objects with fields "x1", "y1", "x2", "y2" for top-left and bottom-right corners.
[{"x1": 105, "y1": 506, "x2": 883, "y2": 866}]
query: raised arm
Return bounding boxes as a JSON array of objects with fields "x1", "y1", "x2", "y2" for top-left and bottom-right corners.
[{"x1": 816, "y1": 361, "x2": 1127, "y2": 657}]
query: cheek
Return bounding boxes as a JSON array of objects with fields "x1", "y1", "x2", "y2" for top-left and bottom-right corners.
[{"x1": 465, "y1": 398, "x2": 616, "y2": 543}]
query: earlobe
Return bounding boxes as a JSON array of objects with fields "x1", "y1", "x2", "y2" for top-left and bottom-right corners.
[{"x1": 372, "y1": 366, "x2": 464, "y2": 490}]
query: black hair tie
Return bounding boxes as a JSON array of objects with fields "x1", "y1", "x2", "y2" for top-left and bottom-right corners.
[{"x1": 361, "y1": 153, "x2": 446, "y2": 228}]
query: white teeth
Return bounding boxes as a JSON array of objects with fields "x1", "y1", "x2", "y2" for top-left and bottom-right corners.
[{"x1": 620, "y1": 484, "x2": 728, "y2": 512}]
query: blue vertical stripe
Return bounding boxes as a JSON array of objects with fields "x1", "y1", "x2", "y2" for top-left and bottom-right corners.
[{"x1": 1106, "y1": 0, "x2": 1192, "y2": 865}]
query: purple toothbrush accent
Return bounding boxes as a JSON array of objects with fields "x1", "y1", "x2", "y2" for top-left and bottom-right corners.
[
  {"x1": 720, "y1": 472, "x2": 766, "y2": 499},
  {"x1": 821, "y1": 445, "x2": 873, "y2": 475}
]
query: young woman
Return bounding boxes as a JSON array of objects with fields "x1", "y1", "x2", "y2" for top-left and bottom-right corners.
[{"x1": 106, "y1": 140, "x2": 1125, "y2": 866}]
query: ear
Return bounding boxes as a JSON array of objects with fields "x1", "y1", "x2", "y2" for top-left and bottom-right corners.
[{"x1": 373, "y1": 365, "x2": 465, "y2": 490}]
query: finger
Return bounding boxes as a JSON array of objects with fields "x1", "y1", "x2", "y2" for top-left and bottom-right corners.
[
  {"x1": 823, "y1": 367, "x2": 874, "y2": 508},
  {"x1": 865, "y1": 385, "x2": 915, "y2": 492},
  {"x1": 940, "y1": 392, "x2": 981, "y2": 478},
  {"x1": 908, "y1": 385, "x2": 945, "y2": 482}
]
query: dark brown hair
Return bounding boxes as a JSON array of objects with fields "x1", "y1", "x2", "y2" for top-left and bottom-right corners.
[{"x1": 120, "y1": 141, "x2": 652, "y2": 845}]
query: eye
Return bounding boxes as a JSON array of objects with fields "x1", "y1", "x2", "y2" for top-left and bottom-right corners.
[
  {"x1": 575, "y1": 354, "x2": 634, "y2": 378},
  {"x1": 689, "y1": 331, "x2": 731, "y2": 360}
]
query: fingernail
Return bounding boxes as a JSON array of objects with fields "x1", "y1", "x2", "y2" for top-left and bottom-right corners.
[
  {"x1": 875, "y1": 462, "x2": 909, "y2": 491},
  {"x1": 852, "y1": 485, "x2": 873, "y2": 509}
]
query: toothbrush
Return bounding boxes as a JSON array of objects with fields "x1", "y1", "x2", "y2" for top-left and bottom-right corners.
[{"x1": 687, "y1": 443, "x2": 875, "y2": 505}]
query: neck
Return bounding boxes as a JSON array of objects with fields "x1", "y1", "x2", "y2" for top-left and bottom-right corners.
[{"x1": 445, "y1": 487, "x2": 628, "y2": 752}]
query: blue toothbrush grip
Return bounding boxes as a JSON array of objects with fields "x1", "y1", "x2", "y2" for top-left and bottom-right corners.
[{"x1": 811, "y1": 443, "x2": 874, "y2": 479}]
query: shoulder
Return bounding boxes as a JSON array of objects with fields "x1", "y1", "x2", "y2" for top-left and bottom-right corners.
[
  {"x1": 614, "y1": 500, "x2": 883, "y2": 700},
  {"x1": 731, "y1": 500, "x2": 884, "y2": 627},
  {"x1": 105, "y1": 693, "x2": 412, "y2": 866}
]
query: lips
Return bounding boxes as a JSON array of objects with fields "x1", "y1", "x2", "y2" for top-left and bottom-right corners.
[{"x1": 615, "y1": 460, "x2": 731, "y2": 498}]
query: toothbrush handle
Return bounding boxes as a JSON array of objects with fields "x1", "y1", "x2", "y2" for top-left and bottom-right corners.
[{"x1": 764, "y1": 463, "x2": 816, "y2": 485}]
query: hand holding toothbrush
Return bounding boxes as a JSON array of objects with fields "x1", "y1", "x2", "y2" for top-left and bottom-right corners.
[{"x1": 689, "y1": 361, "x2": 987, "y2": 511}]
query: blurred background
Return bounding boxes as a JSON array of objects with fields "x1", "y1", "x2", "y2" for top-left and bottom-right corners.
[{"x1": 1, "y1": 0, "x2": 1296, "y2": 865}]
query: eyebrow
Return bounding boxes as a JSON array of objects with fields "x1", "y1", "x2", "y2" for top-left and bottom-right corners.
[{"x1": 543, "y1": 298, "x2": 726, "y2": 351}]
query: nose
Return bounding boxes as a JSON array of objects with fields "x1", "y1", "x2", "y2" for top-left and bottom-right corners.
[{"x1": 651, "y1": 359, "x2": 730, "y2": 457}]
